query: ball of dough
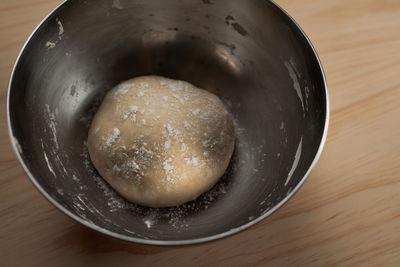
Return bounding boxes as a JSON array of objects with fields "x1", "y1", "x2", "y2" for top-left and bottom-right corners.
[{"x1": 88, "y1": 76, "x2": 234, "y2": 208}]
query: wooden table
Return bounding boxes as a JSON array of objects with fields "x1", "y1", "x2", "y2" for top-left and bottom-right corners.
[{"x1": 1, "y1": 0, "x2": 399, "y2": 266}]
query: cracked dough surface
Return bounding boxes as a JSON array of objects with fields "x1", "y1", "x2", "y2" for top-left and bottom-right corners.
[{"x1": 88, "y1": 76, "x2": 234, "y2": 207}]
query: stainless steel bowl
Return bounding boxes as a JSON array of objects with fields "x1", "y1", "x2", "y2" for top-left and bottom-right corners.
[{"x1": 7, "y1": 0, "x2": 328, "y2": 245}]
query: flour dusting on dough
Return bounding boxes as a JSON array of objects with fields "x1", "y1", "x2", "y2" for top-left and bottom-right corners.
[
  {"x1": 88, "y1": 76, "x2": 235, "y2": 208},
  {"x1": 101, "y1": 128, "x2": 120, "y2": 149}
]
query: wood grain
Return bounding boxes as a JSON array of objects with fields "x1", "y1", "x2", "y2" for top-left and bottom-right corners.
[{"x1": 1, "y1": 0, "x2": 400, "y2": 266}]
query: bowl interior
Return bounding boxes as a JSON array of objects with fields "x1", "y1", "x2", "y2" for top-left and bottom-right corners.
[{"x1": 8, "y1": 0, "x2": 327, "y2": 243}]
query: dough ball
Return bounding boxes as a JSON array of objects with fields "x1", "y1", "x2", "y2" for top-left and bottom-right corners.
[{"x1": 88, "y1": 76, "x2": 234, "y2": 208}]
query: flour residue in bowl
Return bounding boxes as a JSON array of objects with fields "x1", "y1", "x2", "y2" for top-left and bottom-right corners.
[
  {"x1": 284, "y1": 58, "x2": 306, "y2": 112},
  {"x1": 44, "y1": 18, "x2": 64, "y2": 49},
  {"x1": 45, "y1": 41, "x2": 56, "y2": 49},
  {"x1": 112, "y1": 0, "x2": 123, "y2": 9},
  {"x1": 56, "y1": 18, "x2": 64, "y2": 39},
  {"x1": 284, "y1": 137, "x2": 303, "y2": 186},
  {"x1": 79, "y1": 137, "x2": 235, "y2": 230},
  {"x1": 13, "y1": 136, "x2": 23, "y2": 154}
]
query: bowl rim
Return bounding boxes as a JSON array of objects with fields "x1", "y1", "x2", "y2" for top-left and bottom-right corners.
[{"x1": 7, "y1": 0, "x2": 329, "y2": 246}]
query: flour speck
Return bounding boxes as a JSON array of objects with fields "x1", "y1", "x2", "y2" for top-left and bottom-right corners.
[{"x1": 102, "y1": 128, "x2": 120, "y2": 149}]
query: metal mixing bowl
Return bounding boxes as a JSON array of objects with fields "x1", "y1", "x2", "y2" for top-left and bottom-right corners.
[{"x1": 7, "y1": 0, "x2": 328, "y2": 245}]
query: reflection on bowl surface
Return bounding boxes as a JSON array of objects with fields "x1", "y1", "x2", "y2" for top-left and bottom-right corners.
[{"x1": 8, "y1": 0, "x2": 328, "y2": 245}]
